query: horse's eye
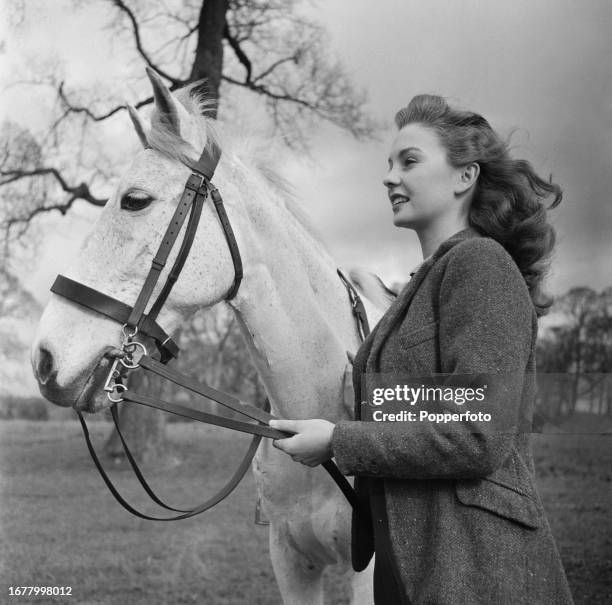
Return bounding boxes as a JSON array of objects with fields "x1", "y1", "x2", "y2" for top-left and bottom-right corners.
[{"x1": 120, "y1": 192, "x2": 153, "y2": 211}]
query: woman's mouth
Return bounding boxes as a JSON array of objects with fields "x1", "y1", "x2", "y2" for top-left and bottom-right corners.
[{"x1": 390, "y1": 194, "x2": 410, "y2": 207}]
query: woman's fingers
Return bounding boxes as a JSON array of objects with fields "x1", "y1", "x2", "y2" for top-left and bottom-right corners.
[
  {"x1": 269, "y1": 419, "x2": 301, "y2": 453},
  {"x1": 269, "y1": 418, "x2": 335, "y2": 467},
  {"x1": 269, "y1": 419, "x2": 300, "y2": 434},
  {"x1": 272, "y1": 435, "x2": 298, "y2": 454}
]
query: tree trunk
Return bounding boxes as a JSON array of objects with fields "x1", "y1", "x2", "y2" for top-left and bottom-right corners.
[{"x1": 189, "y1": 0, "x2": 229, "y2": 113}]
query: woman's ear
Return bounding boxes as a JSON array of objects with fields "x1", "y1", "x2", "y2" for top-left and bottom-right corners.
[{"x1": 455, "y1": 163, "x2": 480, "y2": 196}]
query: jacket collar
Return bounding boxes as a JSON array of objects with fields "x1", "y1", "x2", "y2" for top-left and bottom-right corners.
[
  {"x1": 365, "y1": 227, "x2": 482, "y2": 371},
  {"x1": 430, "y1": 226, "x2": 481, "y2": 261}
]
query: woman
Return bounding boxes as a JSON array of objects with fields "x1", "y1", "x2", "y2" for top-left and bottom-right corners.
[{"x1": 269, "y1": 95, "x2": 574, "y2": 604}]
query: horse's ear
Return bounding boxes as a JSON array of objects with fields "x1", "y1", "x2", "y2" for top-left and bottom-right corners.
[
  {"x1": 146, "y1": 67, "x2": 180, "y2": 135},
  {"x1": 126, "y1": 105, "x2": 149, "y2": 149}
]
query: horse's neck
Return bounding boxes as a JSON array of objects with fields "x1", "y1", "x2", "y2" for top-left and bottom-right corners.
[{"x1": 230, "y1": 199, "x2": 359, "y2": 420}]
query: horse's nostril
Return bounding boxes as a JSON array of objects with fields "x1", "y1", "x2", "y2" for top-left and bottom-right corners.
[{"x1": 36, "y1": 347, "x2": 56, "y2": 385}]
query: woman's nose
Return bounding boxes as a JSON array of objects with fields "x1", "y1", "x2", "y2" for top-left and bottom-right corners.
[{"x1": 383, "y1": 167, "x2": 400, "y2": 189}]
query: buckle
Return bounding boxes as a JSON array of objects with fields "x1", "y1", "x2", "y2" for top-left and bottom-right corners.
[{"x1": 186, "y1": 172, "x2": 207, "y2": 192}]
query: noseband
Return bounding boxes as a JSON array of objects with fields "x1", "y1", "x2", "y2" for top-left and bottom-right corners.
[{"x1": 50, "y1": 140, "x2": 368, "y2": 521}]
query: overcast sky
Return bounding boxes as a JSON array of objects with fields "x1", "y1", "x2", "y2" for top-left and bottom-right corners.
[{"x1": 2, "y1": 0, "x2": 611, "y2": 303}]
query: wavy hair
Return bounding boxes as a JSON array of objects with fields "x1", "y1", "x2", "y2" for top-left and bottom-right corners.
[{"x1": 395, "y1": 94, "x2": 561, "y2": 316}]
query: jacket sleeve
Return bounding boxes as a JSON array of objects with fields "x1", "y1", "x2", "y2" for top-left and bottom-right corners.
[{"x1": 331, "y1": 238, "x2": 536, "y2": 479}]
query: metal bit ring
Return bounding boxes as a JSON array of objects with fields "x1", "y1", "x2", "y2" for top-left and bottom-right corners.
[
  {"x1": 106, "y1": 383, "x2": 127, "y2": 403},
  {"x1": 120, "y1": 341, "x2": 147, "y2": 369}
]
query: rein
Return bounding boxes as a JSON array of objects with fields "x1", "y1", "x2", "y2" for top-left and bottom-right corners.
[{"x1": 51, "y1": 140, "x2": 370, "y2": 520}]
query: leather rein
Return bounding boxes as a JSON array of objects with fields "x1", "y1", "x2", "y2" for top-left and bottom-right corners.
[{"x1": 50, "y1": 140, "x2": 370, "y2": 521}]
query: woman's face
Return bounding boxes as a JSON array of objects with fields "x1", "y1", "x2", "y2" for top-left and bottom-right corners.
[{"x1": 383, "y1": 122, "x2": 465, "y2": 231}]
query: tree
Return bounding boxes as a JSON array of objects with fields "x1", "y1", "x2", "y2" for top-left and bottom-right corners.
[
  {"x1": 0, "y1": 267, "x2": 43, "y2": 399},
  {"x1": 1, "y1": 0, "x2": 375, "y2": 460},
  {"x1": 1, "y1": 0, "x2": 375, "y2": 241},
  {"x1": 582, "y1": 286, "x2": 612, "y2": 415},
  {"x1": 536, "y1": 286, "x2": 612, "y2": 418}
]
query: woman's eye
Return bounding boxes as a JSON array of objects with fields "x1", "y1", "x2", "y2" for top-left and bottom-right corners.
[
  {"x1": 402, "y1": 158, "x2": 416, "y2": 168},
  {"x1": 120, "y1": 193, "x2": 153, "y2": 211}
]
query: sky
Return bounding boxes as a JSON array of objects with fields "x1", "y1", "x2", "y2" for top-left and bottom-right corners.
[{"x1": 2, "y1": 0, "x2": 612, "y2": 304}]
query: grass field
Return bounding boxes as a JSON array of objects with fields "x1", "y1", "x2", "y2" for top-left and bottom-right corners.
[{"x1": 0, "y1": 417, "x2": 610, "y2": 605}]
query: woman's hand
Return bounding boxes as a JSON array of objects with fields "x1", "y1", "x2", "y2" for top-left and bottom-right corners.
[{"x1": 269, "y1": 419, "x2": 335, "y2": 467}]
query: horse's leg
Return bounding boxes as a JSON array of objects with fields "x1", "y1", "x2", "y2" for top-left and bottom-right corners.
[{"x1": 269, "y1": 522, "x2": 325, "y2": 605}]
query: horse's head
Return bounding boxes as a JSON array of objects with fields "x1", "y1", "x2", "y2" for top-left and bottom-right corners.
[{"x1": 32, "y1": 70, "x2": 246, "y2": 412}]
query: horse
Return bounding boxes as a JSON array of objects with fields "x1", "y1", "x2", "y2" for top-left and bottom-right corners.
[{"x1": 32, "y1": 69, "x2": 388, "y2": 604}]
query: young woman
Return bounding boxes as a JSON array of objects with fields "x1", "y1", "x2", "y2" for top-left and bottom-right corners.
[{"x1": 270, "y1": 95, "x2": 574, "y2": 604}]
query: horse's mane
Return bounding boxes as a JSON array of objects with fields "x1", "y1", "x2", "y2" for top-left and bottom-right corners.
[
  {"x1": 348, "y1": 268, "x2": 396, "y2": 310},
  {"x1": 145, "y1": 84, "x2": 323, "y2": 248}
]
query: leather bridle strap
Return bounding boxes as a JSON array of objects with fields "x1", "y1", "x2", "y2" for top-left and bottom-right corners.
[
  {"x1": 108, "y1": 404, "x2": 191, "y2": 512},
  {"x1": 139, "y1": 355, "x2": 272, "y2": 425},
  {"x1": 126, "y1": 138, "x2": 227, "y2": 330},
  {"x1": 76, "y1": 405, "x2": 263, "y2": 521},
  {"x1": 126, "y1": 174, "x2": 205, "y2": 331},
  {"x1": 132, "y1": 355, "x2": 361, "y2": 511},
  {"x1": 337, "y1": 269, "x2": 371, "y2": 340},
  {"x1": 77, "y1": 347, "x2": 361, "y2": 513},
  {"x1": 210, "y1": 186, "x2": 243, "y2": 301},
  {"x1": 191, "y1": 137, "x2": 221, "y2": 181},
  {"x1": 146, "y1": 184, "x2": 206, "y2": 323},
  {"x1": 50, "y1": 275, "x2": 179, "y2": 360},
  {"x1": 125, "y1": 388, "x2": 283, "y2": 439},
  {"x1": 123, "y1": 390, "x2": 360, "y2": 511}
]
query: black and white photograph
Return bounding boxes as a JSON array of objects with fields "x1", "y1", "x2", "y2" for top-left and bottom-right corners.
[{"x1": 1, "y1": 1, "x2": 610, "y2": 603}]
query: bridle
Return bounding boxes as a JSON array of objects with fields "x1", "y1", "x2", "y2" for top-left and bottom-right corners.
[
  {"x1": 51, "y1": 139, "x2": 238, "y2": 364},
  {"x1": 50, "y1": 140, "x2": 369, "y2": 521}
]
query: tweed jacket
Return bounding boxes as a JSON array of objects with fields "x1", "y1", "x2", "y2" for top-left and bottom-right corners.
[{"x1": 332, "y1": 228, "x2": 574, "y2": 605}]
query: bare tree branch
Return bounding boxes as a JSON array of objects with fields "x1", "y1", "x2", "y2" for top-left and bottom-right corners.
[
  {"x1": 223, "y1": 23, "x2": 252, "y2": 82},
  {"x1": 6, "y1": 196, "x2": 77, "y2": 228},
  {"x1": 0, "y1": 167, "x2": 106, "y2": 206},
  {"x1": 220, "y1": 73, "x2": 374, "y2": 139},
  {"x1": 252, "y1": 54, "x2": 298, "y2": 84},
  {"x1": 222, "y1": 72, "x2": 312, "y2": 106},
  {"x1": 56, "y1": 81, "x2": 181, "y2": 122},
  {"x1": 57, "y1": 82, "x2": 130, "y2": 121},
  {"x1": 109, "y1": 0, "x2": 185, "y2": 86}
]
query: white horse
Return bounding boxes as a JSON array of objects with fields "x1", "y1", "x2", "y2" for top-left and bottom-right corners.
[{"x1": 32, "y1": 70, "x2": 388, "y2": 604}]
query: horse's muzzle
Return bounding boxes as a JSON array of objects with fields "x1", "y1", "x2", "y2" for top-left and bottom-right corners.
[{"x1": 33, "y1": 344, "x2": 119, "y2": 412}]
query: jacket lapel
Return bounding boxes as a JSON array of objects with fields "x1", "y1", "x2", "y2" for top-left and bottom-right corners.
[
  {"x1": 366, "y1": 228, "x2": 481, "y2": 372},
  {"x1": 366, "y1": 256, "x2": 436, "y2": 371}
]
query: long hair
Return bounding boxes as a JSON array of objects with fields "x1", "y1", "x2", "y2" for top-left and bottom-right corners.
[{"x1": 395, "y1": 94, "x2": 561, "y2": 317}]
